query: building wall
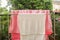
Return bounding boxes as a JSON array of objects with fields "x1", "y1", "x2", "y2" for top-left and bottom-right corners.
[{"x1": 53, "y1": 0, "x2": 60, "y2": 11}]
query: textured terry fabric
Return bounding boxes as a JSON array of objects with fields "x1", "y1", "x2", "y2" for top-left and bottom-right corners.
[
  {"x1": 9, "y1": 10, "x2": 52, "y2": 40},
  {"x1": 17, "y1": 14, "x2": 45, "y2": 40}
]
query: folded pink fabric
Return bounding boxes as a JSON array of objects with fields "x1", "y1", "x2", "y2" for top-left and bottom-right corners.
[
  {"x1": 11, "y1": 33, "x2": 20, "y2": 40},
  {"x1": 9, "y1": 10, "x2": 52, "y2": 40}
]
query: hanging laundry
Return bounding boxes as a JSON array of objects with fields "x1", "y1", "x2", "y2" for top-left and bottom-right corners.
[{"x1": 9, "y1": 10, "x2": 52, "y2": 40}]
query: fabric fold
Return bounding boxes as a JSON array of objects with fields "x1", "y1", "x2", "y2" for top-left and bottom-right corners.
[{"x1": 9, "y1": 10, "x2": 52, "y2": 40}]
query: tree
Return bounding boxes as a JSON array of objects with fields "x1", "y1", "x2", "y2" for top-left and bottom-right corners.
[
  {"x1": 0, "y1": 7, "x2": 9, "y2": 40},
  {"x1": 9, "y1": 0, "x2": 52, "y2": 10}
]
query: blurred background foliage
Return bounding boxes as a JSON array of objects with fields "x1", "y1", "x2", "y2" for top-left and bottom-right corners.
[
  {"x1": 0, "y1": 7, "x2": 9, "y2": 40},
  {"x1": 9, "y1": 0, "x2": 52, "y2": 10},
  {"x1": 55, "y1": 14, "x2": 60, "y2": 40},
  {"x1": 0, "y1": 0, "x2": 60, "y2": 40}
]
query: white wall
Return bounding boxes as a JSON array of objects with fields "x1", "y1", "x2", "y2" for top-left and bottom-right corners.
[
  {"x1": 53, "y1": 0, "x2": 60, "y2": 1},
  {"x1": 53, "y1": 4, "x2": 60, "y2": 10}
]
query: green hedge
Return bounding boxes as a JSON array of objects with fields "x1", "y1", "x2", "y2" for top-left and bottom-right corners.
[{"x1": 10, "y1": 0, "x2": 52, "y2": 10}]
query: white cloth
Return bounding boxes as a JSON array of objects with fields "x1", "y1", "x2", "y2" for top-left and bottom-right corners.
[
  {"x1": 9, "y1": 10, "x2": 52, "y2": 40},
  {"x1": 18, "y1": 14, "x2": 46, "y2": 40}
]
